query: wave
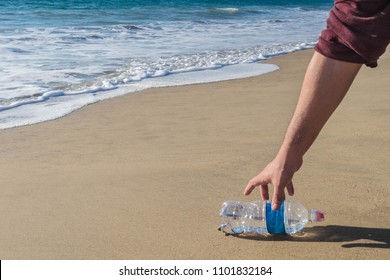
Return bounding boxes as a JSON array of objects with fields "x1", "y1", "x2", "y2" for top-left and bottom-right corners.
[
  {"x1": 0, "y1": 42, "x2": 314, "y2": 115},
  {"x1": 0, "y1": 1, "x2": 329, "y2": 129},
  {"x1": 0, "y1": 63, "x2": 280, "y2": 129},
  {"x1": 214, "y1": 7, "x2": 240, "y2": 13},
  {"x1": 211, "y1": 7, "x2": 241, "y2": 16}
]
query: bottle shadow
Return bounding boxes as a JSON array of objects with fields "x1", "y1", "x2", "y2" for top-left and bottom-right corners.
[{"x1": 234, "y1": 225, "x2": 390, "y2": 249}]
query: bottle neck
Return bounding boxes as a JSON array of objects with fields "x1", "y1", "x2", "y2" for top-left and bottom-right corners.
[{"x1": 309, "y1": 209, "x2": 325, "y2": 222}]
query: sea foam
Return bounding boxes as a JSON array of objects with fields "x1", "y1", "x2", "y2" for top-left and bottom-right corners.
[
  {"x1": 0, "y1": 1, "x2": 331, "y2": 129},
  {"x1": 0, "y1": 63, "x2": 279, "y2": 130}
]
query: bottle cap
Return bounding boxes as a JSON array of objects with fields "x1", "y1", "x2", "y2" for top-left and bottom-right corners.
[{"x1": 309, "y1": 209, "x2": 325, "y2": 222}]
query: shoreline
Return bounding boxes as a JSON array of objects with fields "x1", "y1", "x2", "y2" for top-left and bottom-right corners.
[
  {"x1": 0, "y1": 60, "x2": 280, "y2": 131},
  {"x1": 1, "y1": 48, "x2": 313, "y2": 131},
  {"x1": 1, "y1": 49, "x2": 389, "y2": 259}
]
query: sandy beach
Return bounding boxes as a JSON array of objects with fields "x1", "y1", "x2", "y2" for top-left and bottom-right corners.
[{"x1": 0, "y1": 49, "x2": 389, "y2": 259}]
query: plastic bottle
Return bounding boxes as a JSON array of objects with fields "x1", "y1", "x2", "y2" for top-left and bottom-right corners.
[{"x1": 218, "y1": 200, "x2": 324, "y2": 235}]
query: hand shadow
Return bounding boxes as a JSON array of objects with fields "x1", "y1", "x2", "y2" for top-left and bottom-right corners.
[{"x1": 233, "y1": 225, "x2": 390, "y2": 249}]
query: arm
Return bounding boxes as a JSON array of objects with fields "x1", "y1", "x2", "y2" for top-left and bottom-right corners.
[{"x1": 244, "y1": 51, "x2": 362, "y2": 210}]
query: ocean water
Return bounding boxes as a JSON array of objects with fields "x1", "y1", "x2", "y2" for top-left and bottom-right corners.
[{"x1": 0, "y1": 0, "x2": 332, "y2": 129}]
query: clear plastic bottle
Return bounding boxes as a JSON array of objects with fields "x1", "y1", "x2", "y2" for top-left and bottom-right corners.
[{"x1": 218, "y1": 200, "x2": 324, "y2": 235}]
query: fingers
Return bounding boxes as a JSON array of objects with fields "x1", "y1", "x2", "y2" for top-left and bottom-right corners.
[
  {"x1": 244, "y1": 167, "x2": 295, "y2": 210},
  {"x1": 271, "y1": 187, "x2": 285, "y2": 211},
  {"x1": 243, "y1": 179, "x2": 259, "y2": 196},
  {"x1": 260, "y1": 184, "x2": 269, "y2": 201},
  {"x1": 271, "y1": 181, "x2": 294, "y2": 210},
  {"x1": 286, "y1": 181, "x2": 294, "y2": 196},
  {"x1": 243, "y1": 173, "x2": 268, "y2": 196}
]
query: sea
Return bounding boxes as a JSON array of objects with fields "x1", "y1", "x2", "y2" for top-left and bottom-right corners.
[{"x1": 0, "y1": 0, "x2": 333, "y2": 129}]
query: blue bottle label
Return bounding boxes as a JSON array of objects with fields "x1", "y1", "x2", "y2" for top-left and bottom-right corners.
[{"x1": 266, "y1": 201, "x2": 285, "y2": 234}]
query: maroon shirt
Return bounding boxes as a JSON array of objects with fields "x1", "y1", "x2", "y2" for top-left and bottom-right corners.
[{"x1": 315, "y1": 0, "x2": 390, "y2": 67}]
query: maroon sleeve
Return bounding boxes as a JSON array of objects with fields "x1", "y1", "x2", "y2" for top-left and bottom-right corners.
[{"x1": 315, "y1": 0, "x2": 390, "y2": 67}]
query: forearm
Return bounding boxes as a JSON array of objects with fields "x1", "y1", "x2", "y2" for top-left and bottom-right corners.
[
  {"x1": 276, "y1": 51, "x2": 362, "y2": 165},
  {"x1": 244, "y1": 51, "x2": 363, "y2": 207}
]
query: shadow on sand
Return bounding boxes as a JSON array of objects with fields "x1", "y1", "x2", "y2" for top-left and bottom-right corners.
[{"x1": 232, "y1": 225, "x2": 390, "y2": 249}]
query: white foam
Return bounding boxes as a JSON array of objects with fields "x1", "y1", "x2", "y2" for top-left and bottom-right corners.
[
  {"x1": 214, "y1": 8, "x2": 240, "y2": 14},
  {"x1": 0, "y1": 63, "x2": 278, "y2": 130},
  {"x1": 0, "y1": 4, "x2": 330, "y2": 129}
]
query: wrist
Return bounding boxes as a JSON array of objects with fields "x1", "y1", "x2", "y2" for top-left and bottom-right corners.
[{"x1": 274, "y1": 148, "x2": 303, "y2": 173}]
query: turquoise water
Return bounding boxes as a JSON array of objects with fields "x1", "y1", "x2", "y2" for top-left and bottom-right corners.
[{"x1": 0, "y1": 0, "x2": 333, "y2": 129}]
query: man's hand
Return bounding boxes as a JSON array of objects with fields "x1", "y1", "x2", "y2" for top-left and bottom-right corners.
[
  {"x1": 244, "y1": 158, "x2": 302, "y2": 210},
  {"x1": 243, "y1": 52, "x2": 361, "y2": 211}
]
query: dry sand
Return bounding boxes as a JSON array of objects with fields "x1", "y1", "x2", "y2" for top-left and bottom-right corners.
[{"x1": 0, "y1": 49, "x2": 389, "y2": 259}]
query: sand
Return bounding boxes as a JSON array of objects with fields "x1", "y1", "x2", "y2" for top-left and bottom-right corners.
[{"x1": 0, "y1": 49, "x2": 389, "y2": 260}]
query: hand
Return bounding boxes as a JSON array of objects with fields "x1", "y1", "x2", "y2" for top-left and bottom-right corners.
[
  {"x1": 243, "y1": 52, "x2": 361, "y2": 211},
  {"x1": 243, "y1": 158, "x2": 302, "y2": 210}
]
